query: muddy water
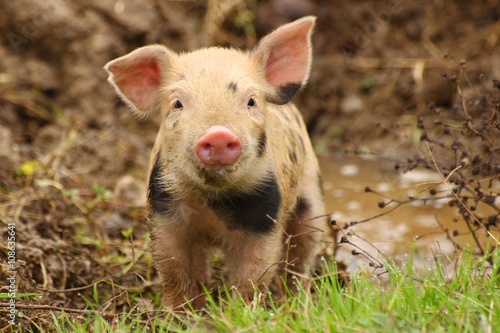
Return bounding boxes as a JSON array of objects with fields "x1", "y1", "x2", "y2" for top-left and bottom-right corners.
[{"x1": 319, "y1": 156, "x2": 499, "y2": 273}]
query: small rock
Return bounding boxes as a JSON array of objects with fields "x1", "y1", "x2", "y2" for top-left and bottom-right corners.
[
  {"x1": 113, "y1": 175, "x2": 147, "y2": 207},
  {"x1": 341, "y1": 95, "x2": 365, "y2": 114}
]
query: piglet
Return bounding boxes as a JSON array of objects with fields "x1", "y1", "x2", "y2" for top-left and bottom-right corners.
[{"x1": 105, "y1": 16, "x2": 328, "y2": 309}]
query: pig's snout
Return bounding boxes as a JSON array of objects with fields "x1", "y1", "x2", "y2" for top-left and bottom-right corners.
[{"x1": 195, "y1": 126, "x2": 242, "y2": 167}]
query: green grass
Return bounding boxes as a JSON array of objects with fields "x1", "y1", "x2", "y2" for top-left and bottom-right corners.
[{"x1": 19, "y1": 248, "x2": 500, "y2": 333}]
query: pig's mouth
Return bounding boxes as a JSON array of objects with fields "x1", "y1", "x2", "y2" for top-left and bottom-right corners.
[{"x1": 196, "y1": 164, "x2": 237, "y2": 187}]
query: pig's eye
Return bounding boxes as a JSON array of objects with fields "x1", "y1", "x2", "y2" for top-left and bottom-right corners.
[
  {"x1": 247, "y1": 98, "x2": 256, "y2": 107},
  {"x1": 173, "y1": 100, "x2": 183, "y2": 109}
]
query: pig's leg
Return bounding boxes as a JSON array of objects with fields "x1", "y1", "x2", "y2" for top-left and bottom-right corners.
[
  {"x1": 284, "y1": 165, "x2": 326, "y2": 288},
  {"x1": 224, "y1": 230, "x2": 283, "y2": 301},
  {"x1": 150, "y1": 220, "x2": 210, "y2": 309}
]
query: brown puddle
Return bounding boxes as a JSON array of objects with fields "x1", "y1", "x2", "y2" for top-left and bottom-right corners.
[{"x1": 319, "y1": 155, "x2": 499, "y2": 273}]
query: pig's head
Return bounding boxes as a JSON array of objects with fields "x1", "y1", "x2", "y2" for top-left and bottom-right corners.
[{"x1": 104, "y1": 16, "x2": 315, "y2": 191}]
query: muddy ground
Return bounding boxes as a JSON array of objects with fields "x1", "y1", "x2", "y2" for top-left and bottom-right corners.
[{"x1": 0, "y1": 0, "x2": 499, "y2": 329}]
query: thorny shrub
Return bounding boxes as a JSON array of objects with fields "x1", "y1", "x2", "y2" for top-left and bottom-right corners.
[{"x1": 341, "y1": 63, "x2": 499, "y2": 269}]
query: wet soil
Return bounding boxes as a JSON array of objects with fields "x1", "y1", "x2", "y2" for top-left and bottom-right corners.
[
  {"x1": 320, "y1": 156, "x2": 499, "y2": 275},
  {"x1": 0, "y1": 0, "x2": 499, "y2": 329}
]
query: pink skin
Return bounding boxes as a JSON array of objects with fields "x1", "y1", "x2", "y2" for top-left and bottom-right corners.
[{"x1": 195, "y1": 126, "x2": 242, "y2": 168}]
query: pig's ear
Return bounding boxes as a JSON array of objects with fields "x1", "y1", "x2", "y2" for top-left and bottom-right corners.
[
  {"x1": 104, "y1": 45, "x2": 174, "y2": 114},
  {"x1": 253, "y1": 16, "x2": 316, "y2": 105}
]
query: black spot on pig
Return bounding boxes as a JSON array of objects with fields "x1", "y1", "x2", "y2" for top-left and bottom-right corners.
[
  {"x1": 148, "y1": 155, "x2": 175, "y2": 215},
  {"x1": 207, "y1": 173, "x2": 281, "y2": 234},
  {"x1": 256, "y1": 131, "x2": 267, "y2": 157},
  {"x1": 278, "y1": 83, "x2": 302, "y2": 104},
  {"x1": 267, "y1": 83, "x2": 302, "y2": 105},
  {"x1": 295, "y1": 196, "x2": 310, "y2": 217},
  {"x1": 227, "y1": 81, "x2": 238, "y2": 93}
]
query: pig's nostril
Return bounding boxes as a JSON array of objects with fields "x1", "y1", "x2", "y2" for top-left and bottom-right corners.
[{"x1": 227, "y1": 142, "x2": 238, "y2": 150}]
